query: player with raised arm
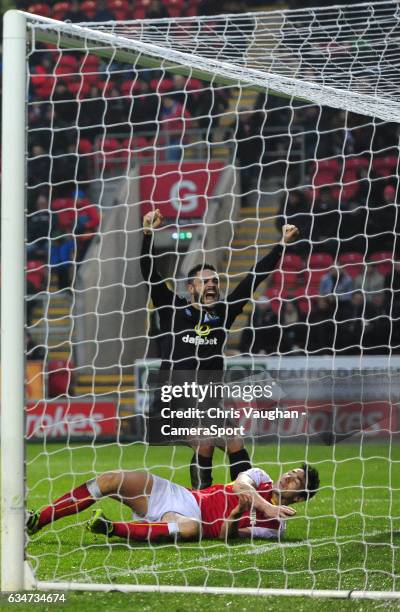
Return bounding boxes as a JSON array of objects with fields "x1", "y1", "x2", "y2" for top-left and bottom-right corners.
[
  {"x1": 27, "y1": 463, "x2": 319, "y2": 541},
  {"x1": 141, "y1": 209, "x2": 299, "y2": 489}
]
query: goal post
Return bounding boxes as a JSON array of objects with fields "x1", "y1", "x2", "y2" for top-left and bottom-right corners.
[
  {"x1": 1, "y1": 3, "x2": 400, "y2": 599},
  {"x1": 1, "y1": 9, "x2": 28, "y2": 592}
]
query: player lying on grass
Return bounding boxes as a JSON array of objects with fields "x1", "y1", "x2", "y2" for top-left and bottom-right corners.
[{"x1": 27, "y1": 464, "x2": 319, "y2": 541}]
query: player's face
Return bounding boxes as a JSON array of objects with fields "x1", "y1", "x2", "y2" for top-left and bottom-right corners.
[
  {"x1": 190, "y1": 270, "x2": 220, "y2": 305},
  {"x1": 276, "y1": 468, "x2": 305, "y2": 502}
]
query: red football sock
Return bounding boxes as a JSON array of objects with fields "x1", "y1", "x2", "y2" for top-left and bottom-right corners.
[
  {"x1": 38, "y1": 484, "x2": 96, "y2": 527},
  {"x1": 111, "y1": 521, "x2": 174, "y2": 541}
]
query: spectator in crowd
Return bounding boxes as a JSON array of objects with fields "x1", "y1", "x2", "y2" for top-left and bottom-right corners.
[
  {"x1": 235, "y1": 109, "x2": 266, "y2": 206},
  {"x1": 126, "y1": 80, "x2": 159, "y2": 137},
  {"x1": 276, "y1": 189, "x2": 311, "y2": 254},
  {"x1": 50, "y1": 231, "x2": 75, "y2": 292},
  {"x1": 347, "y1": 291, "x2": 390, "y2": 354},
  {"x1": 28, "y1": 144, "x2": 51, "y2": 190},
  {"x1": 384, "y1": 260, "x2": 400, "y2": 323},
  {"x1": 145, "y1": 0, "x2": 169, "y2": 19},
  {"x1": 160, "y1": 95, "x2": 192, "y2": 161},
  {"x1": 279, "y1": 301, "x2": 306, "y2": 354},
  {"x1": 307, "y1": 297, "x2": 335, "y2": 354},
  {"x1": 64, "y1": 0, "x2": 88, "y2": 22},
  {"x1": 75, "y1": 197, "x2": 100, "y2": 261},
  {"x1": 239, "y1": 297, "x2": 279, "y2": 355},
  {"x1": 78, "y1": 85, "x2": 107, "y2": 141},
  {"x1": 319, "y1": 265, "x2": 354, "y2": 320},
  {"x1": 311, "y1": 186, "x2": 340, "y2": 255},
  {"x1": 94, "y1": 0, "x2": 116, "y2": 22},
  {"x1": 27, "y1": 192, "x2": 51, "y2": 260},
  {"x1": 27, "y1": 331, "x2": 46, "y2": 361},
  {"x1": 354, "y1": 261, "x2": 384, "y2": 303},
  {"x1": 367, "y1": 183, "x2": 398, "y2": 254}
]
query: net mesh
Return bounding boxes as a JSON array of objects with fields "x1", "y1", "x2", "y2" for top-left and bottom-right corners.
[{"x1": 20, "y1": 2, "x2": 400, "y2": 594}]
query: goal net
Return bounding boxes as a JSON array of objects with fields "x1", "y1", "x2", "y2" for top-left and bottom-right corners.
[{"x1": 1, "y1": 1, "x2": 400, "y2": 599}]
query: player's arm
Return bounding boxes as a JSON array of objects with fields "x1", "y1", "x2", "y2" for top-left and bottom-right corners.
[
  {"x1": 219, "y1": 497, "x2": 249, "y2": 540},
  {"x1": 226, "y1": 224, "x2": 299, "y2": 320},
  {"x1": 232, "y1": 471, "x2": 295, "y2": 521},
  {"x1": 141, "y1": 209, "x2": 176, "y2": 307}
]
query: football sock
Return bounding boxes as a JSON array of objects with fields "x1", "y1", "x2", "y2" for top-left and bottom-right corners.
[
  {"x1": 112, "y1": 521, "x2": 178, "y2": 541},
  {"x1": 190, "y1": 453, "x2": 213, "y2": 489},
  {"x1": 38, "y1": 483, "x2": 98, "y2": 527},
  {"x1": 229, "y1": 448, "x2": 252, "y2": 480}
]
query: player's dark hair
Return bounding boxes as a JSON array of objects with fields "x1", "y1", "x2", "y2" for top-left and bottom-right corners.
[
  {"x1": 186, "y1": 263, "x2": 217, "y2": 284},
  {"x1": 299, "y1": 463, "x2": 320, "y2": 500}
]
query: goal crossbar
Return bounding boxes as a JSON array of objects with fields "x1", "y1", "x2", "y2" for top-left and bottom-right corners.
[{"x1": 26, "y1": 8, "x2": 400, "y2": 122}]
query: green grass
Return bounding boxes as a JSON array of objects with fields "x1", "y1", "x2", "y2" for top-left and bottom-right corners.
[{"x1": 25, "y1": 442, "x2": 400, "y2": 609}]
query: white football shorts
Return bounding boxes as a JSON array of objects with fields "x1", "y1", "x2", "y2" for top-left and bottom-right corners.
[{"x1": 133, "y1": 474, "x2": 201, "y2": 523}]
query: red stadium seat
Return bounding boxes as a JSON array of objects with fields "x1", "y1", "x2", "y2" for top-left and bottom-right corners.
[
  {"x1": 264, "y1": 288, "x2": 285, "y2": 314},
  {"x1": 271, "y1": 270, "x2": 301, "y2": 292},
  {"x1": 52, "y1": 1, "x2": 71, "y2": 20},
  {"x1": 28, "y1": 3, "x2": 51, "y2": 17},
  {"x1": 47, "y1": 359, "x2": 73, "y2": 397},
  {"x1": 311, "y1": 158, "x2": 339, "y2": 187},
  {"x1": 78, "y1": 138, "x2": 93, "y2": 154},
  {"x1": 372, "y1": 155, "x2": 398, "y2": 178},
  {"x1": 370, "y1": 251, "x2": 393, "y2": 276},
  {"x1": 27, "y1": 260, "x2": 46, "y2": 292},
  {"x1": 339, "y1": 252, "x2": 364, "y2": 278},
  {"x1": 293, "y1": 288, "x2": 312, "y2": 316},
  {"x1": 308, "y1": 252, "x2": 334, "y2": 271},
  {"x1": 120, "y1": 80, "x2": 143, "y2": 96},
  {"x1": 281, "y1": 254, "x2": 303, "y2": 272},
  {"x1": 150, "y1": 77, "x2": 175, "y2": 93},
  {"x1": 81, "y1": 0, "x2": 97, "y2": 19}
]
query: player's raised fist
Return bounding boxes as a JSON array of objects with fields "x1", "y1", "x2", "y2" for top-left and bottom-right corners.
[
  {"x1": 282, "y1": 224, "x2": 299, "y2": 244},
  {"x1": 143, "y1": 208, "x2": 163, "y2": 235}
]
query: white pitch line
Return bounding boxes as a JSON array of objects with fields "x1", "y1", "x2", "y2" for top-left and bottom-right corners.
[{"x1": 107, "y1": 529, "x2": 394, "y2": 578}]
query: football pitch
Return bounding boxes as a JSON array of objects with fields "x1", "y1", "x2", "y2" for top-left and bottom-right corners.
[{"x1": 25, "y1": 442, "x2": 400, "y2": 610}]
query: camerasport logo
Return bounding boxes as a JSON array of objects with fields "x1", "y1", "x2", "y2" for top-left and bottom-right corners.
[{"x1": 26, "y1": 402, "x2": 117, "y2": 439}]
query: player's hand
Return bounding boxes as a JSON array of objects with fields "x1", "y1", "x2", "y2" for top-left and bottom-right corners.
[
  {"x1": 282, "y1": 224, "x2": 299, "y2": 244},
  {"x1": 262, "y1": 501, "x2": 296, "y2": 519},
  {"x1": 143, "y1": 208, "x2": 163, "y2": 235},
  {"x1": 237, "y1": 493, "x2": 253, "y2": 513}
]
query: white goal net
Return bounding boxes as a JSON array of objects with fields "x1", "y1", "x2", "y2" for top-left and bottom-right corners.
[{"x1": 1, "y1": 1, "x2": 400, "y2": 599}]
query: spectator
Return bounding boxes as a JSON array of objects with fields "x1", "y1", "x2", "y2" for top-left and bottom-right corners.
[
  {"x1": 126, "y1": 79, "x2": 160, "y2": 136},
  {"x1": 319, "y1": 265, "x2": 354, "y2": 320},
  {"x1": 235, "y1": 109, "x2": 265, "y2": 206},
  {"x1": 347, "y1": 291, "x2": 390, "y2": 354},
  {"x1": 78, "y1": 85, "x2": 107, "y2": 141},
  {"x1": 276, "y1": 189, "x2": 311, "y2": 254},
  {"x1": 279, "y1": 301, "x2": 306, "y2": 354},
  {"x1": 367, "y1": 183, "x2": 398, "y2": 254},
  {"x1": 311, "y1": 186, "x2": 340, "y2": 255},
  {"x1": 27, "y1": 331, "x2": 46, "y2": 361},
  {"x1": 354, "y1": 261, "x2": 384, "y2": 303},
  {"x1": 239, "y1": 297, "x2": 279, "y2": 355},
  {"x1": 75, "y1": 197, "x2": 100, "y2": 261},
  {"x1": 94, "y1": 0, "x2": 116, "y2": 21},
  {"x1": 64, "y1": 0, "x2": 88, "y2": 22},
  {"x1": 50, "y1": 232, "x2": 75, "y2": 292},
  {"x1": 307, "y1": 296, "x2": 335, "y2": 354},
  {"x1": 160, "y1": 96, "x2": 192, "y2": 161},
  {"x1": 27, "y1": 192, "x2": 51, "y2": 260},
  {"x1": 28, "y1": 144, "x2": 50, "y2": 190},
  {"x1": 384, "y1": 260, "x2": 400, "y2": 318},
  {"x1": 145, "y1": 0, "x2": 169, "y2": 19}
]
